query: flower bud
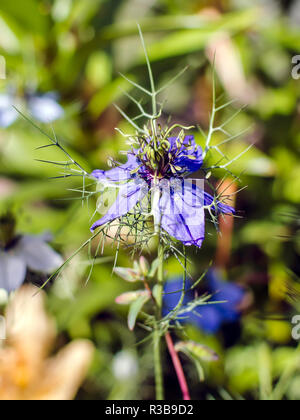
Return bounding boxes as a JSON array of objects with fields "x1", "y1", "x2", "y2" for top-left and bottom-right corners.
[
  {"x1": 114, "y1": 267, "x2": 141, "y2": 282},
  {"x1": 139, "y1": 256, "x2": 150, "y2": 277},
  {"x1": 115, "y1": 290, "x2": 150, "y2": 305}
]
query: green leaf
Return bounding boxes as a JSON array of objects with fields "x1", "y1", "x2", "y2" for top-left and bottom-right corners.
[
  {"x1": 192, "y1": 356, "x2": 205, "y2": 383},
  {"x1": 0, "y1": 0, "x2": 49, "y2": 34},
  {"x1": 175, "y1": 341, "x2": 219, "y2": 362},
  {"x1": 88, "y1": 76, "x2": 135, "y2": 117},
  {"x1": 128, "y1": 294, "x2": 150, "y2": 331},
  {"x1": 116, "y1": 290, "x2": 149, "y2": 305},
  {"x1": 143, "y1": 9, "x2": 258, "y2": 62},
  {"x1": 114, "y1": 267, "x2": 141, "y2": 283},
  {"x1": 148, "y1": 258, "x2": 160, "y2": 279},
  {"x1": 207, "y1": 139, "x2": 277, "y2": 177}
]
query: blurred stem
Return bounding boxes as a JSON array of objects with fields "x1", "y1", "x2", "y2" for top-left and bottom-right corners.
[
  {"x1": 258, "y1": 343, "x2": 272, "y2": 401},
  {"x1": 165, "y1": 332, "x2": 191, "y2": 401},
  {"x1": 97, "y1": 10, "x2": 258, "y2": 43},
  {"x1": 154, "y1": 242, "x2": 165, "y2": 400},
  {"x1": 270, "y1": 343, "x2": 300, "y2": 400}
]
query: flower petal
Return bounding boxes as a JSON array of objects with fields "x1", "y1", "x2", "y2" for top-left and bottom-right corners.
[
  {"x1": 162, "y1": 277, "x2": 194, "y2": 317},
  {"x1": 189, "y1": 305, "x2": 223, "y2": 334},
  {"x1": 0, "y1": 94, "x2": 18, "y2": 127},
  {"x1": 27, "y1": 94, "x2": 64, "y2": 123},
  {"x1": 91, "y1": 153, "x2": 139, "y2": 183},
  {"x1": 207, "y1": 269, "x2": 244, "y2": 322},
  {"x1": 14, "y1": 236, "x2": 63, "y2": 274},
  {"x1": 0, "y1": 251, "x2": 26, "y2": 292},
  {"x1": 5, "y1": 284, "x2": 56, "y2": 363},
  {"x1": 91, "y1": 180, "x2": 147, "y2": 231},
  {"x1": 204, "y1": 192, "x2": 235, "y2": 214},
  {"x1": 40, "y1": 340, "x2": 94, "y2": 400},
  {"x1": 157, "y1": 179, "x2": 205, "y2": 248},
  {"x1": 169, "y1": 135, "x2": 203, "y2": 173}
]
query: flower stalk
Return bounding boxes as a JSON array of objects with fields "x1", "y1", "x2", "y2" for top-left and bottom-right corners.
[
  {"x1": 154, "y1": 241, "x2": 165, "y2": 400},
  {"x1": 165, "y1": 332, "x2": 191, "y2": 401}
]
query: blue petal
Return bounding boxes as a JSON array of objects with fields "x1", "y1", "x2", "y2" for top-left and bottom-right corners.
[
  {"x1": 206, "y1": 269, "x2": 244, "y2": 323},
  {"x1": 91, "y1": 180, "x2": 147, "y2": 231},
  {"x1": 157, "y1": 179, "x2": 205, "y2": 247},
  {"x1": 91, "y1": 154, "x2": 140, "y2": 182},
  {"x1": 0, "y1": 251, "x2": 26, "y2": 292},
  {"x1": 189, "y1": 305, "x2": 223, "y2": 334},
  {"x1": 162, "y1": 277, "x2": 223, "y2": 333},
  {"x1": 28, "y1": 94, "x2": 64, "y2": 123},
  {"x1": 169, "y1": 135, "x2": 203, "y2": 173},
  {"x1": 204, "y1": 192, "x2": 235, "y2": 214},
  {"x1": 162, "y1": 277, "x2": 194, "y2": 317},
  {"x1": 0, "y1": 94, "x2": 18, "y2": 127}
]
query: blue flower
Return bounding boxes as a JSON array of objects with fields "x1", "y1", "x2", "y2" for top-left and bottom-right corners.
[
  {"x1": 91, "y1": 135, "x2": 235, "y2": 248},
  {"x1": 26, "y1": 92, "x2": 64, "y2": 123},
  {"x1": 162, "y1": 270, "x2": 245, "y2": 334},
  {"x1": 0, "y1": 215, "x2": 63, "y2": 292},
  {"x1": 0, "y1": 93, "x2": 18, "y2": 127},
  {"x1": 0, "y1": 91, "x2": 64, "y2": 127}
]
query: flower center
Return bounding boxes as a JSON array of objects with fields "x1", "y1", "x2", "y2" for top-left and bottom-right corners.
[{"x1": 134, "y1": 135, "x2": 194, "y2": 182}]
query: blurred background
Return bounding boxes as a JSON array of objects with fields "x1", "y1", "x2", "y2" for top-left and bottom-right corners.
[{"x1": 0, "y1": 0, "x2": 300, "y2": 400}]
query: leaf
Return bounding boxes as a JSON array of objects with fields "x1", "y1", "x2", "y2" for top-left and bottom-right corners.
[
  {"x1": 193, "y1": 356, "x2": 205, "y2": 383},
  {"x1": 175, "y1": 341, "x2": 219, "y2": 384},
  {"x1": 0, "y1": 0, "x2": 49, "y2": 34},
  {"x1": 88, "y1": 76, "x2": 135, "y2": 117},
  {"x1": 143, "y1": 9, "x2": 259, "y2": 62},
  {"x1": 116, "y1": 290, "x2": 149, "y2": 305},
  {"x1": 148, "y1": 258, "x2": 160, "y2": 279},
  {"x1": 114, "y1": 267, "x2": 140, "y2": 283},
  {"x1": 207, "y1": 139, "x2": 277, "y2": 177},
  {"x1": 128, "y1": 294, "x2": 150, "y2": 331},
  {"x1": 175, "y1": 341, "x2": 219, "y2": 362}
]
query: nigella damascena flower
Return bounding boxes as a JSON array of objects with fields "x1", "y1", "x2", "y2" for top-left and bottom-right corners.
[
  {"x1": 0, "y1": 89, "x2": 64, "y2": 127},
  {"x1": 162, "y1": 269, "x2": 245, "y2": 334},
  {"x1": 0, "y1": 214, "x2": 63, "y2": 292},
  {"x1": 90, "y1": 134, "x2": 235, "y2": 248}
]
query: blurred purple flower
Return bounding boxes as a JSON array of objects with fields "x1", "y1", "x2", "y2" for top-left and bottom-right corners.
[
  {"x1": 162, "y1": 269, "x2": 245, "y2": 334},
  {"x1": 0, "y1": 233, "x2": 63, "y2": 293},
  {"x1": 91, "y1": 135, "x2": 235, "y2": 248},
  {"x1": 0, "y1": 91, "x2": 64, "y2": 128}
]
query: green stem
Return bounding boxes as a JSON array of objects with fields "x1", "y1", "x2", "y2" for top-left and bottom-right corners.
[
  {"x1": 154, "y1": 242, "x2": 165, "y2": 400},
  {"x1": 154, "y1": 326, "x2": 164, "y2": 400},
  {"x1": 138, "y1": 24, "x2": 157, "y2": 117}
]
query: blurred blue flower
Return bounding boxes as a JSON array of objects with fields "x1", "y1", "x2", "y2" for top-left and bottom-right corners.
[
  {"x1": 0, "y1": 93, "x2": 18, "y2": 127},
  {"x1": 91, "y1": 135, "x2": 235, "y2": 248},
  {"x1": 27, "y1": 92, "x2": 64, "y2": 123},
  {"x1": 0, "y1": 232, "x2": 63, "y2": 293},
  {"x1": 163, "y1": 270, "x2": 245, "y2": 334},
  {"x1": 0, "y1": 90, "x2": 64, "y2": 127}
]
